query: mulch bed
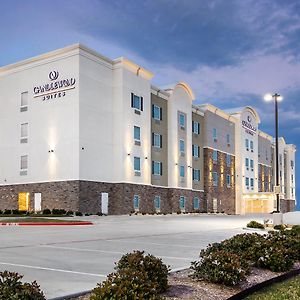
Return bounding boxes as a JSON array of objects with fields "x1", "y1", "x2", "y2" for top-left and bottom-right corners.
[{"x1": 71, "y1": 263, "x2": 300, "y2": 300}]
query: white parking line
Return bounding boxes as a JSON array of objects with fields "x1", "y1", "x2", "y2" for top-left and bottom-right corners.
[
  {"x1": 0, "y1": 261, "x2": 106, "y2": 278},
  {"x1": 39, "y1": 245, "x2": 193, "y2": 261}
]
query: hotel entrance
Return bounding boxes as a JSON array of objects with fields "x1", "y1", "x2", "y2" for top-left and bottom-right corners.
[
  {"x1": 244, "y1": 193, "x2": 275, "y2": 214},
  {"x1": 18, "y1": 192, "x2": 30, "y2": 211}
]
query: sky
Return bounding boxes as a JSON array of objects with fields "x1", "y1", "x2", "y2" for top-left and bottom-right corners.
[{"x1": 1, "y1": 0, "x2": 299, "y2": 210}]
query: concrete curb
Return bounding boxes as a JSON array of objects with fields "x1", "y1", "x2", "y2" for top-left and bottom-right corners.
[{"x1": 0, "y1": 222, "x2": 93, "y2": 226}]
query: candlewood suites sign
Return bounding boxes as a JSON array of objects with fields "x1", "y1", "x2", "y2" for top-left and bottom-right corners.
[
  {"x1": 33, "y1": 71, "x2": 76, "y2": 101},
  {"x1": 242, "y1": 115, "x2": 257, "y2": 135}
]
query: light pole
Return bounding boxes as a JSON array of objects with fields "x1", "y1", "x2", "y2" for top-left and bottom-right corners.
[{"x1": 264, "y1": 93, "x2": 283, "y2": 213}]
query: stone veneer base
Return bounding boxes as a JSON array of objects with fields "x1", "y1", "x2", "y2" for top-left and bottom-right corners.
[{"x1": 0, "y1": 181, "x2": 205, "y2": 215}]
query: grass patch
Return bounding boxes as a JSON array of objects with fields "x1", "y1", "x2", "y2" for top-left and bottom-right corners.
[
  {"x1": 246, "y1": 275, "x2": 300, "y2": 300},
  {"x1": 0, "y1": 218, "x2": 82, "y2": 223}
]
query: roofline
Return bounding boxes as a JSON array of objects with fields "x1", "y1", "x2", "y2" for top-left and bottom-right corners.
[{"x1": 196, "y1": 103, "x2": 237, "y2": 123}]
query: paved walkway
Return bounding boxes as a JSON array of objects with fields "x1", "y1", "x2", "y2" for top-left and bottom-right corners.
[{"x1": 0, "y1": 214, "x2": 265, "y2": 299}]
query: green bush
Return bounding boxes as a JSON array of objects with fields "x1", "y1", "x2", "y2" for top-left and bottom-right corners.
[
  {"x1": 51, "y1": 209, "x2": 66, "y2": 215},
  {"x1": 66, "y1": 210, "x2": 73, "y2": 216},
  {"x1": 116, "y1": 250, "x2": 170, "y2": 293},
  {"x1": 291, "y1": 225, "x2": 300, "y2": 235},
  {"x1": 247, "y1": 220, "x2": 265, "y2": 229},
  {"x1": 191, "y1": 250, "x2": 247, "y2": 286},
  {"x1": 0, "y1": 210, "x2": 2, "y2": 215},
  {"x1": 0, "y1": 271, "x2": 45, "y2": 300},
  {"x1": 75, "y1": 211, "x2": 83, "y2": 216},
  {"x1": 91, "y1": 268, "x2": 163, "y2": 300},
  {"x1": 42, "y1": 209, "x2": 51, "y2": 215},
  {"x1": 3, "y1": 209, "x2": 12, "y2": 215},
  {"x1": 274, "y1": 224, "x2": 286, "y2": 231}
]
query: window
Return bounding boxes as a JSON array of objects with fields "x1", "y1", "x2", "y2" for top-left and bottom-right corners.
[
  {"x1": 226, "y1": 134, "x2": 230, "y2": 144},
  {"x1": 134, "y1": 126, "x2": 140, "y2": 142},
  {"x1": 291, "y1": 160, "x2": 294, "y2": 169},
  {"x1": 245, "y1": 158, "x2": 249, "y2": 168},
  {"x1": 226, "y1": 174, "x2": 231, "y2": 187},
  {"x1": 250, "y1": 141, "x2": 254, "y2": 151},
  {"x1": 152, "y1": 161, "x2": 162, "y2": 176},
  {"x1": 250, "y1": 178, "x2": 254, "y2": 188},
  {"x1": 226, "y1": 154, "x2": 231, "y2": 167},
  {"x1": 21, "y1": 123, "x2": 28, "y2": 143},
  {"x1": 179, "y1": 113, "x2": 185, "y2": 128},
  {"x1": 179, "y1": 196, "x2": 185, "y2": 210},
  {"x1": 193, "y1": 169, "x2": 200, "y2": 181},
  {"x1": 193, "y1": 197, "x2": 200, "y2": 210},
  {"x1": 245, "y1": 177, "x2": 249, "y2": 188},
  {"x1": 179, "y1": 139, "x2": 185, "y2": 155},
  {"x1": 212, "y1": 150, "x2": 218, "y2": 163},
  {"x1": 134, "y1": 157, "x2": 141, "y2": 172},
  {"x1": 152, "y1": 133, "x2": 162, "y2": 148},
  {"x1": 20, "y1": 155, "x2": 28, "y2": 176},
  {"x1": 212, "y1": 172, "x2": 218, "y2": 186},
  {"x1": 20, "y1": 92, "x2": 28, "y2": 112},
  {"x1": 192, "y1": 121, "x2": 200, "y2": 134},
  {"x1": 192, "y1": 144, "x2": 199, "y2": 158},
  {"x1": 291, "y1": 174, "x2": 294, "y2": 182},
  {"x1": 131, "y1": 93, "x2": 143, "y2": 111},
  {"x1": 133, "y1": 195, "x2": 140, "y2": 210},
  {"x1": 152, "y1": 105, "x2": 162, "y2": 120},
  {"x1": 179, "y1": 165, "x2": 185, "y2": 177},
  {"x1": 245, "y1": 139, "x2": 249, "y2": 149},
  {"x1": 250, "y1": 159, "x2": 254, "y2": 170},
  {"x1": 279, "y1": 154, "x2": 282, "y2": 164},
  {"x1": 154, "y1": 196, "x2": 161, "y2": 210},
  {"x1": 213, "y1": 128, "x2": 217, "y2": 140}
]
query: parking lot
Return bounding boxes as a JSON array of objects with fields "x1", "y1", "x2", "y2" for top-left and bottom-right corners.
[{"x1": 0, "y1": 214, "x2": 264, "y2": 299}]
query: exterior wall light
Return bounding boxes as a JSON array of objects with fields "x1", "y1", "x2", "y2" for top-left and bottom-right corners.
[
  {"x1": 145, "y1": 157, "x2": 148, "y2": 159},
  {"x1": 48, "y1": 150, "x2": 54, "y2": 153},
  {"x1": 127, "y1": 153, "x2": 131, "y2": 156}
]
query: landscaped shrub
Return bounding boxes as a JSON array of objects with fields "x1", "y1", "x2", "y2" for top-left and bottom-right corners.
[
  {"x1": 247, "y1": 220, "x2": 265, "y2": 229},
  {"x1": 42, "y1": 209, "x2": 51, "y2": 215},
  {"x1": 75, "y1": 211, "x2": 83, "y2": 216},
  {"x1": 0, "y1": 271, "x2": 45, "y2": 300},
  {"x1": 51, "y1": 209, "x2": 66, "y2": 215},
  {"x1": 291, "y1": 225, "x2": 300, "y2": 235},
  {"x1": 0, "y1": 210, "x2": 2, "y2": 215},
  {"x1": 274, "y1": 224, "x2": 286, "y2": 231},
  {"x1": 3, "y1": 209, "x2": 12, "y2": 215},
  {"x1": 66, "y1": 210, "x2": 74, "y2": 216},
  {"x1": 116, "y1": 250, "x2": 170, "y2": 293},
  {"x1": 91, "y1": 268, "x2": 163, "y2": 300},
  {"x1": 191, "y1": 250, "x2": 247, "y2": 286}
]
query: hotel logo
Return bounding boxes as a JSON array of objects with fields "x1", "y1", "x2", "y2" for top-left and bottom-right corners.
[{"x1": 48, "y1": 71, "x2": 59, "y2": 81}]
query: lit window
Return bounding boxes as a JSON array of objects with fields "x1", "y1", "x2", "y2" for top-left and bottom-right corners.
[
  {"x1": 152, "y1": 133, "x2": 162, "y2": 148},
  {"x1": 179, "y1": 165, "x2": 185, "y2": 177},
  {"x1": 179, "y1": 139, "x2": 185, "y2": 154},
  {"x1": 134, "y1": 126, "x2": 140, "y2": 142},
  {"x1": 193, "y1": 169, "x2": 200, "y2": 181},
  {"x1": 154, "y1": 196, "x2": 161, "y2": 210},
  {"x1": 213, "y1": 172, "x2": 218, "y2": 186},
  {"x1": 226, "y1": 174, "x2": 231, "y2": 187},
  {"x1": 193, "y1": 197, "x2": 200, "y2": 209},
  {"x1": 21, "y1": 123, "x2": 28, "y2": 143},
  {"x1": 20, "y1": 92, "x2": 28, "y2": 112},
  {"x1": 134, "y1": 157, "x2": 141, "y2": 172},
  {"x1": 152, "y1": 161, "x2": 162, "y2": 176},
  {"x1": 133, "y1": 195, "x2": 140, "y2": 210},
  {"x1": 213, "y1": 150, "x2": 218, "y2": 163},
  {"x1": 179, "y1": 196, "x2": 185, "y2": 210},
  {"x1": 213, "y1": 128, "x2": 217, "y2": 140},
  {"x1": 192, "y1": 145, "x2": 199, "y2": 158},
  {"x1": 192, "y1": 121, "x2": 200, "y2": 134},
  {"x1": 226, "y1": 154, "x2": 231, "y2": 167},
  {"x1": 131, "y1": 93, "x2": 143, "y2": 111},
  {"x1": 152, "y1": 105, "x2": 162, "y2": 120},
  {"x1": 179, "y1": 113, "x2": 185, "y2": 128}
]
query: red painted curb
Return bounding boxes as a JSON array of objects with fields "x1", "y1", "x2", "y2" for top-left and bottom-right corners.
[{"x1": 0, "y1": 222, "x2": 93, "y2": 226}]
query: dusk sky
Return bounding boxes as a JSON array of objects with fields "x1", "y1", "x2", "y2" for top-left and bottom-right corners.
[{"x1": 1, "y1": 0, "x2": 299, "y2": 210}]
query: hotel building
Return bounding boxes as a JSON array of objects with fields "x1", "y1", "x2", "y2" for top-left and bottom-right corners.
[{"x1": 0, "y1": 44, "x2": 296, "y2": 214}]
